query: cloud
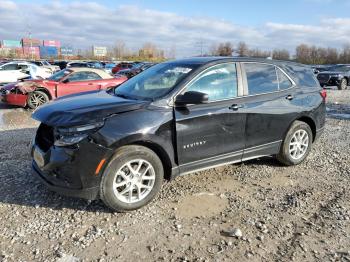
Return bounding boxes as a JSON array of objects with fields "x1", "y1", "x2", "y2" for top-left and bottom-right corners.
[{"x1": 0, "y1": 1, "x2": 350, "y2": 57}]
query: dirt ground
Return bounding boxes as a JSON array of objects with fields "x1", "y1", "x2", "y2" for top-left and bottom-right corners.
[{"x1": 0, "y1": 89, "x2": 349, "y2": 262}]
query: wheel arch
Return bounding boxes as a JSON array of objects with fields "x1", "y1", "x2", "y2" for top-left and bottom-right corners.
[
  {"x1": 295, "y1": 116, "x2": 317, "y2": 142},
  {"x1": 34, "y1": 87, "x2": 52, "y2": 100},
  {"x1": 105, "y1": 134, "x2": 176, "y2": 181},
  {"x1": 131, "y1": 141, "x2": 173, "y2": 180}
]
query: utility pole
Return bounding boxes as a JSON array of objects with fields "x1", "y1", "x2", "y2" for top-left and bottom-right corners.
[{"x1": 194, "y1": 38, "x2": 206, "y2": 56}]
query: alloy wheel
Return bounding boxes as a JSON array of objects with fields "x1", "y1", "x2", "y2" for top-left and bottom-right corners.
[
  {"x1": 29, "y1": 93, "x2": 47, "y2": 108},
  {"x1": 112, "y1": 159, "x2": 156, "y2": 204},
  {"x1": 289, "y1": 129, "x2": 309, "y2": 160}
]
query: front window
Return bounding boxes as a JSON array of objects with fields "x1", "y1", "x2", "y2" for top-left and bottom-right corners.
[
  {"x1": 48, "y1": 69, "x2": 72, "y2": 81},
  {"x1": 114, "y1": 63, "x2": 197, "y2": 100},
  {"x1": 186, "y1": 63, "x2": 238, "y2": 101}
]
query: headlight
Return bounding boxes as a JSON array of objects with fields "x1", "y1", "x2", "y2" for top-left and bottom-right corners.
[{"x1": 54, "y1": 121, "x2": 104, "y2": 147}]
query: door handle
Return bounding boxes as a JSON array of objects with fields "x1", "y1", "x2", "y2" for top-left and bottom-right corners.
[
  {"x1": 229, "y1": 104, "x2": 243, "y2": 111},
  {"x1": 88, "y1": 83, "x2": 93, "y2": 85},
  {"x1": 286, "y1": 94, "x2": 294, "y2": 100}
]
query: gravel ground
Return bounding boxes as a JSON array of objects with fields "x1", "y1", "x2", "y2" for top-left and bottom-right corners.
[{"x1": 0, "y1": 90, "x2": 349, "y2": 262}]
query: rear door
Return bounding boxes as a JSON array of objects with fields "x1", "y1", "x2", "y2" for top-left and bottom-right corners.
[
  {"x1": 174, "y1": 62, "x2": 246, "y2": 173},
  {"x1": 240, "y1": 62, "x2": 299, "y2": 159},
  {"x1": 57, "y1": 71, "x2": 102, "y2": 97}
]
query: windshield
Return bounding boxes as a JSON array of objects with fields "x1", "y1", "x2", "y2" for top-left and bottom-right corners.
[
  {"x1": 114, "y1": 63, "x2": 197, "y2": 100},
  {"x1": 48, "y1": 69, "x2": 72, "y2": 81}
]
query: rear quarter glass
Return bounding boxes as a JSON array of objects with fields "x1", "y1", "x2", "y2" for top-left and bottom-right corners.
[{"x1": 282, "y1": 64, "x2": 320, "y2": 88}]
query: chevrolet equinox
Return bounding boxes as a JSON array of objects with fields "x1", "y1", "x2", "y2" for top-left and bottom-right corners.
[{"x1": 31, "y1": 57, "x2": 326, "y2": 212}]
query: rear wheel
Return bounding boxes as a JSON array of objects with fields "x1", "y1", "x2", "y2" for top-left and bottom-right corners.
[
  {"x1": 27, "y1": 90, "x2": 49, "y2": 109},
  {"x1": 277, "y1": 121, "x2": 313, "y2": 166},
  {"x1": 100, "y1": 145, "x2": 164, "y2": 212},
  {"x1": 338, "y1": 78, "x2": 347, "y2": 90}
]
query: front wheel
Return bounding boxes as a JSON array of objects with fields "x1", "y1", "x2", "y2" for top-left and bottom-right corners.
[
  {"x1": 100, "y1": 145, "x2": 164, "y2": 212},
  {"x1": 27, "y1": 90, "x2": 49, "y2": 109},
  {"x1": 277, "y1": 121, "x2": 313, "y2": 166}
]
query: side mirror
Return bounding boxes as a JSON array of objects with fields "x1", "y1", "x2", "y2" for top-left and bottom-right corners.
[
  {"x1": 61, "y1": 78, "x2": 70, "y2": 83},
  {"x1": 175, "y1": 91, "x2": 209, "y2": 106}
]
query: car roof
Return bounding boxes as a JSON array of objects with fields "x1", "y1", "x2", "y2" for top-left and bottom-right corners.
[
  {"x1": 168, "y1": 56, "x2": 307, "y2": 67},
  {"x1": 69, "y1": 67, "x2": 113, "y2": 79}
]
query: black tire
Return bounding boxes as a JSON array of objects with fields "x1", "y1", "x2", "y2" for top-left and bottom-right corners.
[
  {"x1": 338, "y1": 78, "x2": 347, "y2": 90},
  {"x1": 276, "y1": 121, "x2": 313, "y2": 166},
  {"x1": 100, "y1": 145, "x2": 164, "y2": 212},
  {"x1": 27, "y1": 90, "x2": 49, "y2": 109}
]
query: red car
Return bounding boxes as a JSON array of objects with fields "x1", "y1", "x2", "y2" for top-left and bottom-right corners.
[
  {"x1": 0, "y1": 68, "x2": 127, "y2": 109},
  {"x1": 111, "y1": 62, "x2": 134, "y2": 74}
]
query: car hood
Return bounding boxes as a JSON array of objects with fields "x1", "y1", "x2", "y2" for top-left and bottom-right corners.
[
  {"x1": 32, "y1": 90, "x2": 148, "y2": 127},
  {"x1": 318, "y1": 71, "x2": 344, "y2": 75}
]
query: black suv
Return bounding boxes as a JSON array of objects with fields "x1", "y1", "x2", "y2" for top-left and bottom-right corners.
[
  {"x1": 316, "y1": 64, "x2": 350, "y2": 90},
  {"x1": 31, "y1": 57, "x2": 326, "y2": 212}
]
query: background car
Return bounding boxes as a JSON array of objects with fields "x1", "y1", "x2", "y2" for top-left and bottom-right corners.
[
  {"x1": 29, "y1": 60, "x2": 60, "y2": 73},
  {"x1": 111, "y1": 62, "x2": 134, "y2": 74},
  {"x1": 114, "y1": 63, "x2": 155, "y2": 79},
  {"x1": 66, "y1": 62, "x2": 89, "y2": 68},
  {"x1": 0, "y1": 68, "x2": 127, "y2": 109},
  {"x1": 316, "y1": 64, "x2": 350, "y2": 90},
  {"x1": 52, "y1": 61, "x2": 68, "y2": 70},
  {"x1": 0, "y1": 61, "x2": 52, "y2": 84}
]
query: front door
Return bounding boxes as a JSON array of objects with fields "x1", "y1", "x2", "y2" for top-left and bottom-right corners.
[
  {"x1": 57, "y1": 71, "x2": 102, "y2": 97},
  {"x1": 174, "y1": 62, "x2": 246, "y2": 173}
]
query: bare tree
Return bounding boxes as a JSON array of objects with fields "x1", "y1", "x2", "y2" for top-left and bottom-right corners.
[
  {"x1": 272, "y1": 49, "x2": 290, "y2": 60},
  {"x1": 236, "y1": 41, "x2": 249, "y2": 57},
  {"x1": 248, "y1": 48, "x2": 271, "y2": 58},
  {"x1": 114, "y1": 40, "x2": 126, "y2": 59},
  {"x1": 210, "y1": 42, "x2": 234, "y2": 56}
]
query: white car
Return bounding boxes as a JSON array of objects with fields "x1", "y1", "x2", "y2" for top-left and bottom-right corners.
[
  {"x1": 0, "y1": 62, "x2": 52, "y2": 84},
  {"x1": 29, "y1": 60, "x2": 60, "y2": 73}
]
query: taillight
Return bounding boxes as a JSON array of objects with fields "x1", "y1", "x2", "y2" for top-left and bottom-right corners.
[{"x1": 320, "y1": 89, "x2": 327, "y2": 101}]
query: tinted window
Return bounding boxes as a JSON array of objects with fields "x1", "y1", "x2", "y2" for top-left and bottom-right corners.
[
  {"x1": 283, "y1": 65, "x2": 319, "y2": 87},
  {"x1": 67, "y1": 72, "x2": 102, "y2": 82},
  {"x1": 277, "y1": 68, "x2": 293, "y2": 90},
  {"x1": 186, "y1": 63, "x2": 238, "y2": 101},
  {"x1": 245, "y1": 63, "x2": 278, "y2": 95},
  {"x1": 1, "y1": 64, "x2": 18, "y2": 70},
  {"x1": 18, "y1": 64, "x2": 29, "y2": 70}
]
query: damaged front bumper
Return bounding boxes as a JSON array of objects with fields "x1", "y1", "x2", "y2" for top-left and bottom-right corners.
[
  {"x1": 0, "y1": 92, "x2": 28, "y2": 107},
  {"x1": 31, "y1": 138, "x2": 113, "y2": 200}
]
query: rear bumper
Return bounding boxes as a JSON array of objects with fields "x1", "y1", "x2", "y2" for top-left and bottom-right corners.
[{"x1": 0, "y1": 93, "x2": 27, "y2": 107}]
